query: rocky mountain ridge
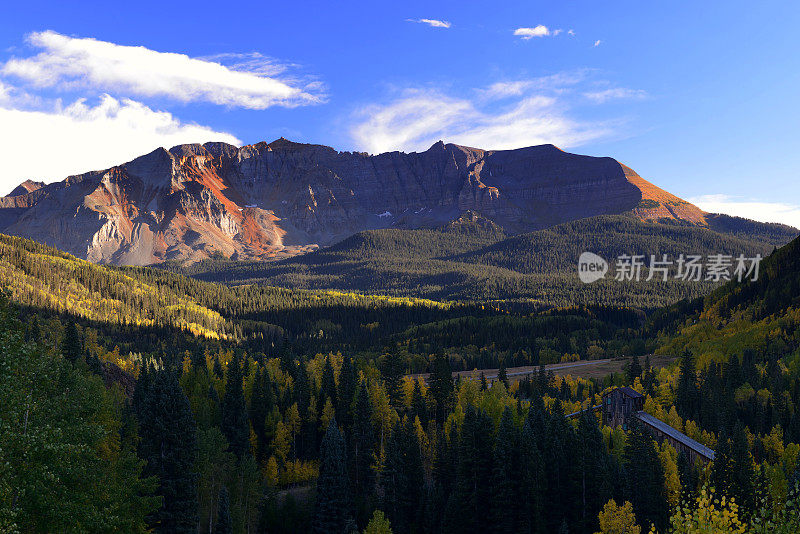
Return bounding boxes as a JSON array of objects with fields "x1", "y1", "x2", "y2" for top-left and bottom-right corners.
[{"x1": 0, "y1": 138, "x2": 751, "y2": 265}]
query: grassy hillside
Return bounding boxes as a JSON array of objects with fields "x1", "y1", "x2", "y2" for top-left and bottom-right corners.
[{"x1": 167, "y1": 215, "x2": 792, "y2": 308}]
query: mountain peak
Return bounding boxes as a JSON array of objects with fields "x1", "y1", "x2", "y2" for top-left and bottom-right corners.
[
  {"x1": 267, "y1": 137, "x2": 307, "y2": 150},
  {"x1": 0, "y1": 139, "x2": 721, "y2": 266},
  {"x1": 7, "y1": 179, "x2": 45, "y2": 198}
]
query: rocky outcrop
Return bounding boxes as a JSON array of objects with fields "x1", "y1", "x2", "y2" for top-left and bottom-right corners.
[{"x1": 0, "y1": 139, "x2": 708, "y2": 265}]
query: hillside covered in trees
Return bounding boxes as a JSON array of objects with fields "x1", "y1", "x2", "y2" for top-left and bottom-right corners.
[
  {"x1": 165, "y1": 215, "x2": 794, "y2": 307},
  {"x1": 651, "y1": 232, "x2": 800, "y2": 367},
  {"x1": 0, "y1": 232, "x2": 655, "y2": 371},
  {"x1": 2, "y1": 231, "x2": 800, "y2": 533}
]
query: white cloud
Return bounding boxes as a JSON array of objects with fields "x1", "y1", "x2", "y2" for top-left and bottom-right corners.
[
  {"x1": 481, "y1": 72, "x2": 588, "y2": 99},
  {"x1": 408, "y1": 18, "x2": 452, "y2": 28},
  {"x1": 514, "y1": 26, "x2": 552, "y2": 39},
  {"x1": 568, "y1": 29, "x2": 576, "y2": 36},
  {"x1": 689, "y1": 194, "x2": 800, "y2": 229},
  {"x1": 350, "y1": 83, "x2": 614, "y2": 154},
  {"x1": 0, "y1": 94, "x2": 240, "y2": 195},
  {"x1": 1, "y1": 31, "x2": 323, "y2": 109},
  {"x1": 0, "y1": 80, "x2": 41, "y2": 107},
  {"x1": 584, "y1": 88, "x2": 648, "y2": 103},
  {"x1": 593, "y1": 40, "x2": 602, "y2": 47}
]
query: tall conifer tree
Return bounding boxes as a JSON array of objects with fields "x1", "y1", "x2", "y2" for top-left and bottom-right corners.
[
  {"x1": 383, "y1": 418, "x2": 424, "y2": 533},
  {"x1": 61, "y1": 320, "x2": 81, "y2": 363},
  {"x1": 676, "y1": 350, "x2": 700, "y2": 421},
  {"x1": 491, "y1": 407, "x2": 519, "y2": 534},
  {"x1": 338, "y1": 356, "x2": 356, "y2": 433},
  {"x1": 138, "y1": 370, "x2": 199, "y2": 533},
  {"x1": 221, "y1": 355, "x2": 250, "y2": 460},
  {"x1": 429, "y1": 353, "x2": 453, "y2": 424},
  {"x1": 623, "y1": 424, "x2": 668, "y2": 532},
  {"x1": 314, "y1": 418, "x2": 351, "y2": 534}
]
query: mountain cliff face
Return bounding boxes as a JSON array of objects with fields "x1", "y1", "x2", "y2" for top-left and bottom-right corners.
[{"x1": 0, "y1": 139, "x2": 714, "y2": 265}]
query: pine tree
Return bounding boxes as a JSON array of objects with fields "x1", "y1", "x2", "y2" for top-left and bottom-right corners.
[
  {"x1": 711, "y1": 428, "x2": 732, "y2": 498},
  {"x1": 382, "y1": 418, "x2": 424, "y2": 533},
  {"x1": 410, "y1": 380, "x2": 428, "y2": 428},
  {"x1": 429, "y1": 353, "x2": 453, "y2": 424},
  {"x1": 351, "y1": 382, "x2": 375, "y2": 525},
  {"x1": 61, "y1": 320, "x2": 82, "y2": 363},
  {"x1": 519, "y1": 418, "x2": 546, "y2": 534},
  {"x1": 86, "y1": 352, "x2": 104, "y2": 377},
  {"x1": 537, "y1": 364, "x2": 548, "y2": 393},
  {"x1": 576, "y1": 413, "x2": 614, "y2": 533},
  {"x1": 249, "y1": 367, "x2": 274, "y2": 461},
  {"x1": 295, "y1": 360, "x2": 316, "y2": 459},
  {"x1": 450, "y1": 406, "x2": 494, "y2": 532},
  {"x1": 320, "y1": 356, "x2": 338, "y2": 415},
  {"x1": 338, "y1": 356, "x2": 356, "y2": 433},
  {"x1": 352, "y1": 381, "x2": 375, "y2": 495},
  {"x1": 498, "y1": 361, "x2": 509, "y2": 389},
  {"x1": 491, "y1": 407, "x2": 519, "y2": 534},
  {"x1": 676, "y1": 350, "x2": 700, "y2": 421},
  {"x1": 628, "y1": 355, "x2": 642, "y2": 382},
  {"x1": 313, "y1": 418, "x2": 351, "y2": 534},
  {"x1": 132, "y1": 362, "x2": 152, "y2": 421},
  {"x1": 623, "y1": 424, "x2": 668, "y2": 532},
  {"x1": 212, "y1": 357, "x2": 224, "y2": 379},
  {"x1": 138, "y1": 369, "x2": 199, "y2": 533},
  {"x1": 221, "y1": 355, "x2": 250, "y2": 460},
  {"x1": 381, "y1": 354, "x2": 404, "y2": 409},
  {"x1": 212, "y1": 486, "x2": 232, "y2": 534},
  {"x1": 729, "y1": 423, "x2": 755, "y2": 515},
  {"x1": 543, "y1": 401, "x2": 579, "y2": 532}
]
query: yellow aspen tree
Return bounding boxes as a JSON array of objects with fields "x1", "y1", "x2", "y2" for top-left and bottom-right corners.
[{"x1": 596, "y1": 499, "x2": 641, "y2": 534}]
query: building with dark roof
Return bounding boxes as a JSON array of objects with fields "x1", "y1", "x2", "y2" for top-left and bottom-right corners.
[{"x1": 602, "y1": 387, "x2": 645, "y2": 429}]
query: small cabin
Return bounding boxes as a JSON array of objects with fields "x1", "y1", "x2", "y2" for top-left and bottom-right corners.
[{"x1": 602, "y1": 387, "x2": 644, "y2": 429}]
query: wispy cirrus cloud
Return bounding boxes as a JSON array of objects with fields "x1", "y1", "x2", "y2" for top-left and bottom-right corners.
[
  {"x1": 1, "y1": 31, "x2": 324, "y2": 109},
  {"x1": 481, "y1": 71, "x2": 589, "y2": 99},
  {"x1": 584, "y1": 87, "x2": 648, "y2": 103},
  {"x1": 349, "y1": 73, "x2": 626, "y2": 154},
  {"x1": 689, "y1": 194, "x2": 800, "y2": 228},
  {"x1": 407, "y1": 18, "x2": 451, "y2": 29},
  {"x1": 0, "y1": 92, "x2": 240, "y2": 194}
]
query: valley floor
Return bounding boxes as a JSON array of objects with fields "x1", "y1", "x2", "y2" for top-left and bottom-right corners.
[{"x1": 408, "y1": 354, "x2": 678, "y2": 383}]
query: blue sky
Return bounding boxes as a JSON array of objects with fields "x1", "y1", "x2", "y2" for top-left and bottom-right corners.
[{"x1": 2, "y1": 0, "x2": 799, "y2": 225}]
